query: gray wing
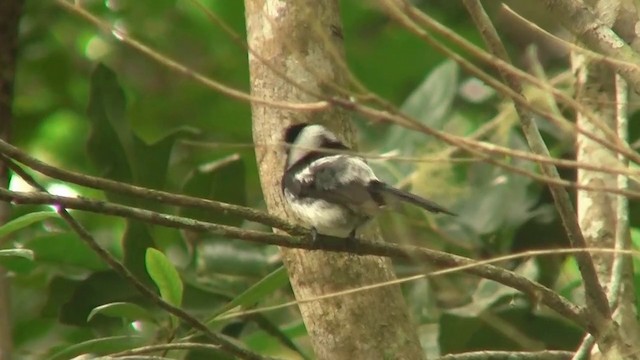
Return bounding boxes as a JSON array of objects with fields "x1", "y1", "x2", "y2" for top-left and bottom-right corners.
[{"x1": 296, "y1": 156, "x2": 382, "y2": 215}]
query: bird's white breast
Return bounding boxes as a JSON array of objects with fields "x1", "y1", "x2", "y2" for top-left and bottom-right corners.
[{"x1": 284, "y1": 190, "x2": 356, "y2": 237}]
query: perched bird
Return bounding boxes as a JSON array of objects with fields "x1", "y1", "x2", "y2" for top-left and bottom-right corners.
[{"x1": 281, "y1": 122, "x2": 454, "y2": 239}]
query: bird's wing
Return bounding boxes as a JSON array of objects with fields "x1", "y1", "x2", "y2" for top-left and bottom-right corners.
[{"x1": 294, "y1": 156, "x2": 382, "y2": 215}]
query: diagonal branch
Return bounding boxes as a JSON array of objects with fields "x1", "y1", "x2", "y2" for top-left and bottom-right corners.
[
  {"x1": 0, "y1": 186, "x2": 588, "y2": 332},
  {"x1": 0, "y1": 138, "x2": 302, "y2": 235},
  {"x1": 2, "y1": 158, "x2": 274, "y2": 360},
  {"x1": 462, "y1": 0, "x2": 611, "y2": 333}
]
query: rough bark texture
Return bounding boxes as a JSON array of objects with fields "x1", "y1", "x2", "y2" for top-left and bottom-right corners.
[
  {"x1": 573, "y1": 1, "x2": 640, "y2": 357},
  {"x1": 244, "y1": 1, "x2": 425, "y2": 359},
  {"x1": 0, "y1": 1, "x2": 23, "y2": 359}
]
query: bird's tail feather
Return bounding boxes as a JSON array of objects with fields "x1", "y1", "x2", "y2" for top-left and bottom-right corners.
[{"x1": 371, "y1": 181, "x2": 456, "y2": 216}]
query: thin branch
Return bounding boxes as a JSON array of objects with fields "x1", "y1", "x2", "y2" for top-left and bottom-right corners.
[
  {"x1": 463, "y1": 0, "x2": 611, "y2": 328},
  {"x1": 333, "y1": 97, "x2": 640, "y2": 200},
  {"x1": 0, "y1": 187, "x2": 589, "y2": 332},
  {"x1": 2, "y1": 158, "x2": 274, "y2": 360},
  {"x1": 384, "y1": 0, "x2": 640, "y2": 167},
  {"x1": 0, "y1": 138, "x2": 303, "y2": 235},
  {"x1": 54, "y1": 0, "x2": 327, "y2": 113},
  {"x1": 110, "y1": 343, "x2": 220, "y2": 357},
  {"x1": 436, "y1": 350, "x2": 574, "y2": 360}
]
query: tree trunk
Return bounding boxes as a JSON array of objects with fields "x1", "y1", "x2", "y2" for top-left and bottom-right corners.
[
  {"x1": 0, "y1": 1, "x2": 24, "y2": 359},
  {"x1": 572, "y1": 1, "x2": 640, "y2": 357},
  {"x1": 244, "y1": 1, "x2": 425, "y2": 359}
]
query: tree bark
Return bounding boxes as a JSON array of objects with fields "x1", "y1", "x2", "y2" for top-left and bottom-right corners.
[
  {"x1": 572, "y1": 1, "x2": 640, "y2": 357},
  {"x1": 0, "y1": 0, "x2": 24, "y2": 359},
  {"x1": 244, "y1": 1, "x2": 425, "y2": 359}
]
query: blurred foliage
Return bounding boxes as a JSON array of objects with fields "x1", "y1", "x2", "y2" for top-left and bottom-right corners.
[{"x1": 4, "y1": 0, "x2": 639, "y2": 359}]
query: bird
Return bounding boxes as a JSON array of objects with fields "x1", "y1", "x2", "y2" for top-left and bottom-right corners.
[{"x1": 281, "y1": 122, "x2": 454, "y2": 240}]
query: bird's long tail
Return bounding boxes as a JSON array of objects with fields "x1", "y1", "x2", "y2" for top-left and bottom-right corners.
[{"x1": 370, "y1": 181, "x2": 456, "y2": 216}]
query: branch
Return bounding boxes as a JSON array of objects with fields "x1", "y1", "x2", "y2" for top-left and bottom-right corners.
[
  {"x1": 3, "y1": 158, "x2": 274, "y2": 360},
  {"x1": 0, "y1": 138, "x2": 303, "y2": 235},
  {"x1": 0, "y1": 187, "x2": 589, "y2": 332},
  {"x1": 54, "y1": 0, "x2": 326, "y2": 113},
  {"x1": 462, "y1": 0, "x2": 611, "y2": 332},
  {"x1": 436, "y1": 350, "x2": 574, "y2": 360}
]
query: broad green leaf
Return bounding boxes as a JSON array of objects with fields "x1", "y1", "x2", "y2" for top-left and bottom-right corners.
[
  {"x1": 383, "y1": 60, "x2": 459, "y2": 153},
  {"x1": 180, "y1": 154, "x2": 246, "y2": 226},
  {"x1": 87, "y1": 301, "x2": 157, "y2": 323},
  {"x1": 0, "y1": 249, "x2": 34, "y2": 261},
  {"x1": 199, "y1": 241, "x2": 272, "y2": 278},
  {"x1": 145, "y1": 248, "x2": 183, "y2": 308},
  {"x1": 374, "y1": 60, "x2": 459, "y2": 182},
  {"x1": 86, "y1": 64, "x2": 134, "y2": 186},
  {"x1": 210, "y1": 266, "x2": 288, "y2": 321},
  {"x1": 401, "y1": 59, "x2": 459, "y2": 128},
  {"x1": 0, "y1": 211, "x2": 57, "y2": 238},
  {"x1": 445, "y1": 259, "x2": 538, "y2": 317},
  {"x1": 47, "y1": 335, "x2": 145, "y2": 360},
  {"x1": 27, "y1": 233, "x2": 106, "y2": 270}
]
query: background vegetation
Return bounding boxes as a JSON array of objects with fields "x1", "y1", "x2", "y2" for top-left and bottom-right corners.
[{"x1": 1, "y1": 0, "x2": 637, "y2": 359}]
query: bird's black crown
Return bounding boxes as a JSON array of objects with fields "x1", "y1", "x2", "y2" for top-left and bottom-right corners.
[{"x1": 284, "y1": 122, "x2": 309, "y2": 144}]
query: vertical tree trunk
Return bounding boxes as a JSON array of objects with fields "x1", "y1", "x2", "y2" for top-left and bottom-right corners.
[
  {"x1": 244, "y1": 1, "x2": 425, "y2": 359},
  {"x1": 0, "y1": 1, "x2": 24, "y2": 359},
  {"x1": 573, "y1": 1, "x2": 640, "y2": 356}
]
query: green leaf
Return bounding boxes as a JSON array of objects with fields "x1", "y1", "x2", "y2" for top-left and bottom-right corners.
[
  {"x1": 86, "y1": 64, "x2": 134, "y2": 186},
  {"x1": 180, "y1": 153, "x2": 246, "y2": 226},
  {"x1": 47, "y1": 335, "x2": 146, "y2": 360},
  {"x1": 0, "y1": 249, "x2": 34, "y2": 261},
  {"x1": 210, "y1": 266, "x2": 288, "y2": 321},
  {"x1": 87, "y1": 301, "x2": 157, "y2": 323},
  {"x1": 145, "y1": 248, "x2": 183, "y2": 308},
  {"x1": 0, "y1": 211, "x2": 57, "y2": 238},
  {"x1": 27, "y1": 233, "x2": 107, "y2": 270},
  {"x1": 445, "y1": 259, "x2": 538, "y2": 317},
  {"x1": 383, "y1": 60, "x2": 458, "y2": 151},
  {"x1": 401, "y1": 59, "x2": 459, "y2": 128}
]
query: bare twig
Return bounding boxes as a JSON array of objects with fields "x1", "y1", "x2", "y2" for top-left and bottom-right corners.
[
  {"x1": 461, "y1": 0, "x2": 611, "y2": 332},
  {"x1": 0, "y1": 138, "x2": 302, "y2": 235},
  {"x1": 383, "y1": 0, "x2": 640, "y2": 166},
  {"x1": 54, "y1": 0, "x2": 327, "y2": 113},
  {"x1": 0, "y1": 186, "x2": 588, "y2": 331}
]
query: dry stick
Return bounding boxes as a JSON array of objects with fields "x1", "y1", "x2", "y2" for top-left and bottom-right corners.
[
  {"x1": 0, "y1": 187, "x2": 588, "y2": 331},
  {"x1": 462, "y1": 0, "x2": 611, "y2": 332},
  {"x1": 333, "y1": 97, "x2": 640, "y2": 200},
  {"x1": 54, "y1": 0, "x2": 326, "y2": 113},
  {"x1": 373, "y1": 3, "x2": 640, "y2": 198},
  {"x1": 1, "y1": 159, "x2": 273, "y2": 360},
  {"x1": 398, "y1": 0, "x2": 626, "y2": 154},
  {"x1": 392, "y1": 0, "x2": 640, "y2": 167},
  {"x1": 56, "y1": 0, "x2": 640, "y2": 185},
  {"x1": 63, "y1": 0, "x2": 637, "y2": 183},
  {"x1": 0, "y1": 139, "x2": 302, "y2": 235}
]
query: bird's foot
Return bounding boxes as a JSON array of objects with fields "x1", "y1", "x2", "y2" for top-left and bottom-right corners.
[
  {"x1": 346, "y1": 229, "x2": 358, "y2": 250},
  {"x1": 309, "y1": 227, "x2": 320, "y2": 249}
]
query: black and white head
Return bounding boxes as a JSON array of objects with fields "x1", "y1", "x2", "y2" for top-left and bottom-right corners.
[{"x1": 284, "y1": 123, "x2": 348, "y2": 170}]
